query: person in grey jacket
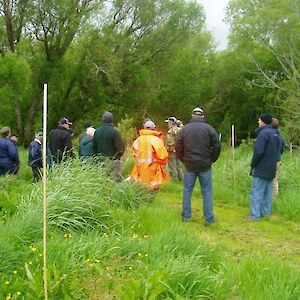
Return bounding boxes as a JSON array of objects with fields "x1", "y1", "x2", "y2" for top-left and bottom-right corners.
[{"x1": 175, "y1": 107, "x2": 221, "y2": 226}]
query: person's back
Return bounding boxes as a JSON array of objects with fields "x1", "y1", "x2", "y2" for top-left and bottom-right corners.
[
  {"x1": 176, "y1": 116, "x2": 221, "y2": 172},
  {"x1": 79, "y1": 127, "x2": 95, "y2": 158},
  {"x1": 49, "y1": 117, "x2": 74, "y2": 163},
  {"x1": 93, "y1": 112, "x2": 124, "y2": 159},
  {"x1": 0, "y1": 127, "x2": 20, "y2": 175},
  {"x1": 131, "y1": 120, "x2": 169, "y2": 190}
]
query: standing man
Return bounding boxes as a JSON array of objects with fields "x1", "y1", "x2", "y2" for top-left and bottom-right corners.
[
  {"x1": 248, "y1": 113, "x2": 280, "y2": 221},
  {"x1": 93, "y1": 111, "x2": 125, "y2": 182},
  {"x1": 49, "y1": 117, "x2": 74, "y2": 163},
  {"x1": 28, "y1": 132, "x2": 43, "y2": 182},
  {"x1": 175, "y1": 107, "x2": 221, "y2": 225},
  {"x1": 165, "y1": 116, "x2": 183, "y2": 181},
  {"x1": 131, "y1": 120, "x2": 169, "y2": 190}
]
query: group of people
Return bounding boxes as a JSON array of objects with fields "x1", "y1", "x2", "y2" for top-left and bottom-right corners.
[{"x1": 0, "y1": 108, "x2": 284, "y2": 226}]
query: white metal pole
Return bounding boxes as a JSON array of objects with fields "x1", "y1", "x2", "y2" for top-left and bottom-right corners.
[
  {"x1": 42, "y1": 84, "x2": 48, "y2": 300},
  {"x1": 231, "y1": 125, "x2": 236, "y2": 200}
]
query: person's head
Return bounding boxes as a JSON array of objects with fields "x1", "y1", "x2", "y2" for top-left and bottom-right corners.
[
  {"x1": 165, "y1": 116, "x2": 177, "y2": 128},
  {"x1": 87, "y1": 127, "x2": 96, "y2": 138},
  {"x1": 258, "y1": 113, "x2": 272, "y2": 128},
  {"x1": 272, "y1": 117, "x2": 279, "y2": 129},
  {"x1": 177, "y1": 120, "x2": 183, "y2": 128},
  {"x1": 1, "y1": 126, "x2": 11, "y2": 138},
  {"x1": 102, "y1": 111, "x2": 113, "y2": 123},
  {"x1": 35, "y1": 132, "x2": 43, "y2": 142},
  {"x1": 59, "y1": 117, "x2": 72, "y2": 129},
  {"x1": 84, "y1": 122, "x2": 92, "y2": 130},
  {"x1": 143, "y1": 120, "x2": 156, "y2": 130},
  {"x1": 10, "y1": 133, "x2": 19, "y2": 143},
  {"x1": 192, "y1": 107, "x2": 204, "y2": 118}
]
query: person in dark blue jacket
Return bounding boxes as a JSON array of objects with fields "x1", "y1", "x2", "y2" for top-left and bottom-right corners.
[
  {"x1": 0, "y1": 127, "x2": 20, "y2": 176},
  {"x1": 28, "y1": 132, "x2": 44, "y2": 182},
  {"x1": 248, "y1": 113, "x2": 280, "y2": 221}
]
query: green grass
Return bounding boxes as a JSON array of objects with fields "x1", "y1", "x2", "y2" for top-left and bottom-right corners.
[{"x1": 0, "y1": 145, "x2": 299, "y2": 299}]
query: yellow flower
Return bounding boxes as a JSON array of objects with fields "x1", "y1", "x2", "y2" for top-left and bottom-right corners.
[
  {"x1": 144, "y1": 253, "x2": 148, "y2": 257},
  {"x1": 63, "y1": 233, "x2": 68, "y2": 238},
  {"x1": 5, "y1": 280, "x2": 9, "y2": 285},
  {"x1": 143, "y1": 234, "x2": 149, "y2": 238},
  {"x1": 6, "y1": 294, "x2": 11, "y2": 300},
  {"x1": 16, "y1": 291, "x2": 21, "y2": 296},
  {"x1": 128, "y1": 266, "x2": 132, "y2": 270},
  {"x1": 95, "y1": 259, "x2": 100, "y2": 263},
  {"x1": 68, "y1": 233, "x2": 72, "y2": 238},
  {"x1": 13, "y1": 270, "x2": 17, "y2": 274},
  {"x1": 138, "y1": 253, "x2": 142, "y2": 257},
  {"x1": 103, "y1": 233, "x2": 109, "y2": 238},
  {"x1": 39, "y1": 253, "x2": 43, "y2": 257},
  {"x1": 132, "y1": 233, "x2": 138, "y2": 239}
]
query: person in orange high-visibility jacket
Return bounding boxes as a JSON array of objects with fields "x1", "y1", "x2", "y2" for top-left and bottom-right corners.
[{"x1": 130, "y1": 120, "x2": 169, "y2": 190}]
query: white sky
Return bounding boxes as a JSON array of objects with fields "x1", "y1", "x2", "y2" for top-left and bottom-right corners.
[{"x1": 197, "y1": 0, "x2": 230, "y2": 50}]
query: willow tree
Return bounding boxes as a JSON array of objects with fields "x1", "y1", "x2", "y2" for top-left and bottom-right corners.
[
  {"x1": 225, "y1": 0, "x2": 300, "y2": 141},
  {"x1": 0, "y1": 0, "x2": 100, "y2": 145}
]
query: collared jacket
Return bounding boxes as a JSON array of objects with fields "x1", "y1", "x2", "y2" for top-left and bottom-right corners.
[
  {"x1": 165, "y1": 126, "x2": 179, "y2": 153},
  {"x1": 175, "y1": 118, "x2": 221, "y2": 172},
  {"x1": 49, "y1": 126, "x2": 74, "y2": 162},
  {"x1": 131, "y1": 129, "x2": 169, "y2": 190},
  {"x1": 79, "y1": 136, "x2": 93, "y2": 157},
  {"x1": 28, "y1": 139, "x2": 42, "y2": 168},
  {"x1": 93, "y1": 123, "x2": 124, "y2": 159},
  {"x1": 250, "y1": 124, "x2": 280, "y2": 179},
  {"x1": 0, "y1": 137, "x2": 19, "y2": 167}
]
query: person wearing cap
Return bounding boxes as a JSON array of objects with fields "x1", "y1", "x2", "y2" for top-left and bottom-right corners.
[
  {"x1": 0, "y1": 127, "x2": 20, "y2": 176},
  {"x1": 175, "y1": 107, "x2": 221, "y2": 225},
  {"x1": 271, "y1": 118, "x2": 285, "y2": 197},
  {"x1": 247, "y1": 113, "x2": 281, "y2": 221},
  {"x1": 131, "y1": 120, "x2": 169, "y2": 190},
  {"x1": 78, "y1": 122, "x2": 93, "y2": 142},
  {"x1": 49, "y1": 117, "x2": 75, "y2": 163},
  {"x1": 28, "y1": 132, "x2": 44, "y2": 182},
  {"x1": 79, "y1": 127, "x2": 96, "y2": 160},
  {"x1": 165, "y1": 116, "x2": 183, "y2": 181},
  {"x1": 93, "y1": 112, "x2": 125, "y2": 182}
]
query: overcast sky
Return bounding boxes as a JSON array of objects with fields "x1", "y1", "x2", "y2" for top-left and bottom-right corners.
[{"x1": 197, "y1": 0, "x2": 230, "y2": 50}]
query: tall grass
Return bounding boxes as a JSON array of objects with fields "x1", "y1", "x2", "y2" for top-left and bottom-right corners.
[{"x1": 0, "y1": 145, "x2": 299, "y2": 299}]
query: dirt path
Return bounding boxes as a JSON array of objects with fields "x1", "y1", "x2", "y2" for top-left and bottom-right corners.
[{"x1": 159, "y1": 193, "x2": 300, "y2": 268}]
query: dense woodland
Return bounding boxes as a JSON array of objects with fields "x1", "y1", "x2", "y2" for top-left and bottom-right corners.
[{"x1": 0, "y1": 0, "x2": 299, "y2": 146}]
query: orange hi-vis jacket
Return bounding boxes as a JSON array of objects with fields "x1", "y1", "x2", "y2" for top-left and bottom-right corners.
[{"x1": 131, "y1": 129, "x2": 169, "y2": 190}]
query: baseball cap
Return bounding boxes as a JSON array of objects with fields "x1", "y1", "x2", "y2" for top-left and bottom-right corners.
[
  {"x1": 143, "y1": 120, "x2": 156, "y2": 130},
  {"x1": 165, "y1": 116, "x2": 177, "y2": 123},
  {"x1": 35, "y1": 132, "x2": 43, "y2": 138},
  {"x1": 192, "y1": 107, "x2": 204, "y2": 115},
  {"x1": 59, "y1": 117, "x2": 72, "y2": 125}
]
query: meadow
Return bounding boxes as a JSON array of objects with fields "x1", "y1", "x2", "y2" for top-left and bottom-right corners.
[{"x1": 0, "y1": 144, "x2": 299, "y2": 299}]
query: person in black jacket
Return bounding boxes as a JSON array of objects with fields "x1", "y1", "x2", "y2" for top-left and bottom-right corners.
[
  {"x1": 49, "y1": 117, "x2": 74, "y2": 163},
  {"x1": 175, "y1": 107, "x2": 221, "y2": 226},
  {"x1": 28, "y1": 132, "x2": 43, "y2": 182},
  {"x1": 247, "y1": 113, "x2": 280, "y2": 221},
  {"x1": 93, "y1": 112, "x2": 125, "y2": 182}
]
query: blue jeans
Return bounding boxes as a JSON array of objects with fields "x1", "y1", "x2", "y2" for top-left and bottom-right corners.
[
  {"x1": 182, "y1": 169, "x2": 214, "y2": 223},
  {"x1": 250, "y1": 177, "x2": 273, "y2": 220}
]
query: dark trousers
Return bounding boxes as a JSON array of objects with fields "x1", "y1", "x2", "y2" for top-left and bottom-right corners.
[{"x1": 32, "y1": 167, "x2": 42, "y2": 183}]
